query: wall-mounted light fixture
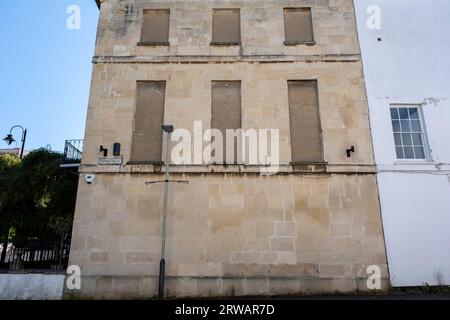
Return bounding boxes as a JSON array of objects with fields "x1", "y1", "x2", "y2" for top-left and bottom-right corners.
[
  {"x1": 113, "y1": 143, "x2": 121, "y2": 156},
  {"x1": 99, "y1": 145, "x2": 108, "y2": 157},
  {"x1": 346, "y1": 146, "x2": 355, "y2": 158}
]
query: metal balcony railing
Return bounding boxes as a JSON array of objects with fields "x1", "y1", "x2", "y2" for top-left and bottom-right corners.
[{"x1": 64, "y1": 139, "x2": 83, "y2": 161}]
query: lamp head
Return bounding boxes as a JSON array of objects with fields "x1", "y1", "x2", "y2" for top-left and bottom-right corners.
[{"x1": 3, "y1": 134, "x2": 15, "y2": 145}]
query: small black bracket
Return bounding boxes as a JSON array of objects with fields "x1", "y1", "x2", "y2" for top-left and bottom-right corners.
[
  {"x1": 99, "y1": 145, "x2": 108, "y2": 157},
  {"x1": 145, "y1": 180, "x2": 189, "y2": 185},
  {"x1": 346, "y1": 146, "x2": 355, "y2": 158}
]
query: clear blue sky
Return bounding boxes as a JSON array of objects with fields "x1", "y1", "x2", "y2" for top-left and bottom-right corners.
[{"x1": 0, "y1": 0, "x2": 99, "y2": 152}]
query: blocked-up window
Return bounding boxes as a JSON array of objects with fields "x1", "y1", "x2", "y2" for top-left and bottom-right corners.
[
  {"x1": 288, "y1": 81, "x2": 323, "y2": 163},
  {"x1": 130, "y1": 81, "x2": 166, "y2": 163},
  {"x1": 211, "y1": 81, "x2": 242, "y2": 164},
  {"x1": 140, "y1": 10, "x2": 170, "y2": 44},
  {"x1": 390, "y1": 105, "x2": 427, "y2": 160},
  {"x1": 284, "y1": 8, "x2": 314, "y2": 44},
  {"x1": 212, "y1": 9, "x2": 241, "y2": 44}
]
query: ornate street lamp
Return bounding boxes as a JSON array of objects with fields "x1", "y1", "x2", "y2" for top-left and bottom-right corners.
[{"x1": 3, "y1": 125, "x2": 27, "y2": 159}]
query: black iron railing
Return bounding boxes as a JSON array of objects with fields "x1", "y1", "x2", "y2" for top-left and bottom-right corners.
[
  {"x1": 64, "y1": 139, "x2": 83, "y2": 161},
  {"x1": 0, "y1": 240, "x2": 71, "y2": 272}
]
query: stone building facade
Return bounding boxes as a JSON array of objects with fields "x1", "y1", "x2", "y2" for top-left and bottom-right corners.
[{"x1": 68, "y1": 0, "x2": 389, "y2": 298}]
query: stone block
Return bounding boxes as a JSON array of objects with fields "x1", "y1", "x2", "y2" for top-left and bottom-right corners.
[
  {"x1": 270, "y1": 237, "x2": 294, "y2": 252},
  {"x1": 245, "y1": 278, "x2": 269, "y2": 296},
  {"x1": 221, "y1": 278, "x2": 245, "y2": 296},
  {"x1": 90, "y1": 252, "x2": 109, "y2": 263},
  {"x1": 319, "y1": 264, "x2": 348, "y2": 278},
  {"x1": 275, "y1": 222, "x2": 296, "y2": 237}
]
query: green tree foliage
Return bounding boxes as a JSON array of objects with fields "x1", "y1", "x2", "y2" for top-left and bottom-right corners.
[
  {"x1": 0, "y1": 154, "x2": 20, "y2": 171},
  {"x1": 0, "y1": 154, "x2": 20, "y2": 238},
  {"x1": 0, "y1": 149, "x2": 78, "y2": 247}
]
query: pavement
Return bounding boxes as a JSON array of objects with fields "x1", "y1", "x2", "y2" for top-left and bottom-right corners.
[{"x1": 220, "y1": 291, "x2": 450, "y2": 300}]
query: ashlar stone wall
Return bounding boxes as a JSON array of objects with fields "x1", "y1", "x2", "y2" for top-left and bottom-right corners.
[{"x1": 69, "y1": 173, "x2": 388, "y2": 298}]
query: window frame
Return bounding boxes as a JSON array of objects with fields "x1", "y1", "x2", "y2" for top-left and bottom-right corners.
[
  {"x1": 283, "y1": 7, "x2": 316, "y2": 46},
  {"x1": 389, "y1": 104, "x2": 431, "y2": 162},
  {"x1": 211, "y1": 8, "x2": 242, "y2": 46},
  {"x1": 138, "y1": 9, "x2": 171, "y2": 46}
]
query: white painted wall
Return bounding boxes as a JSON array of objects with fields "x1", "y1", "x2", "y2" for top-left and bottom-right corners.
[
  {"x1": 377, "y1": 173, "x2": 450, "y2": 286},
  {"x1": 0, "y1": 274, "x2": 65, "y2": 300},
  {"x1": 355, "y1": 0, "x2": 450, "y2": 286}
]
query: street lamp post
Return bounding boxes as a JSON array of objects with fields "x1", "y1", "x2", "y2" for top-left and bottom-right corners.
[
  {"x1": 145, "y1": 125, "x2": 189, "y2": 299},
  {"x1": 1, "y1": 125, "x2": 27, "y2": 264},
  {"x1": 158, "y1": 125, "x2": 173, "y2": 299},
  {"x1": 3, "y1": 125, "x2": 27, "y2": 159}
]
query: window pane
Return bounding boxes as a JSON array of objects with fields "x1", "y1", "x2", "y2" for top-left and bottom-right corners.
[
  {"x1": 402, "y1": 133, "x2": 412, "y2": 145},
  {"x1": 390, "y1": 108, "x2": 399, "y2": 120},
  {"x1": 412, "y1": 133, "x2": 423, "y2": 146},
  {"x1": 394, "y1": 133, "x2": 402, "y2": 145},
  {"x1": 396, "y1": 147, "x2": 404, "y2": 159},
  {"x1": 399, "y1": 108, "x2": 409, "y2": 119},
  {"x1": 404, "y1": 146, "x2": 414, "y2": 159},
  {"x1": 411, "y1": 120, "x2": 422, "y2": 132},
  {"x1": 392, "y1": 120, "x2": 401, "y2": 132},
  {"x1": 414, "y1": 147, "x2": 425, "y2": 159},
  {"x1": 409, "y1": 108, "x2": 419, "y2": 119},
  {"x1": 400, "y1": 120, "x2": 411, "y2": 132}
]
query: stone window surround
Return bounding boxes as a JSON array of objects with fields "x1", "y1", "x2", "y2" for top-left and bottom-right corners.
[
  {"x1": 283, "y1": 7, "x2": 316, "y2": 46},
  {"x1": 287, "y1": 80, "x2": 324, "y2": 163},
  {"x1": 138, "y1": 9, "x2": 171, "y2": 46},
  {"x1": 211, "y1": 8, "x2": 242, "y2": 46}
]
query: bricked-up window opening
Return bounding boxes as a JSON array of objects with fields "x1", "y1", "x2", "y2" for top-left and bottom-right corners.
[
  {"x1": 288, "y1": 81, "x2": 323, "y2": 163},
  {"x1": 211, "y1": 81, "x2": 242, "y2": 164},
  {"x1": 130, "y1": 81, "x2": 166, "y2": 164},
  {"x1": 390, "y1": 105, "x2": 427, "y2": 160},
  {"x1": 140, "y1": 9, "x2": 170, "y2": 44},
  {"x1": 284, "y1": 8, "x2": 315, "y2": 45},
  {"x1": 212, "y1": 9, "x2": 241, "y2": 45}
]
